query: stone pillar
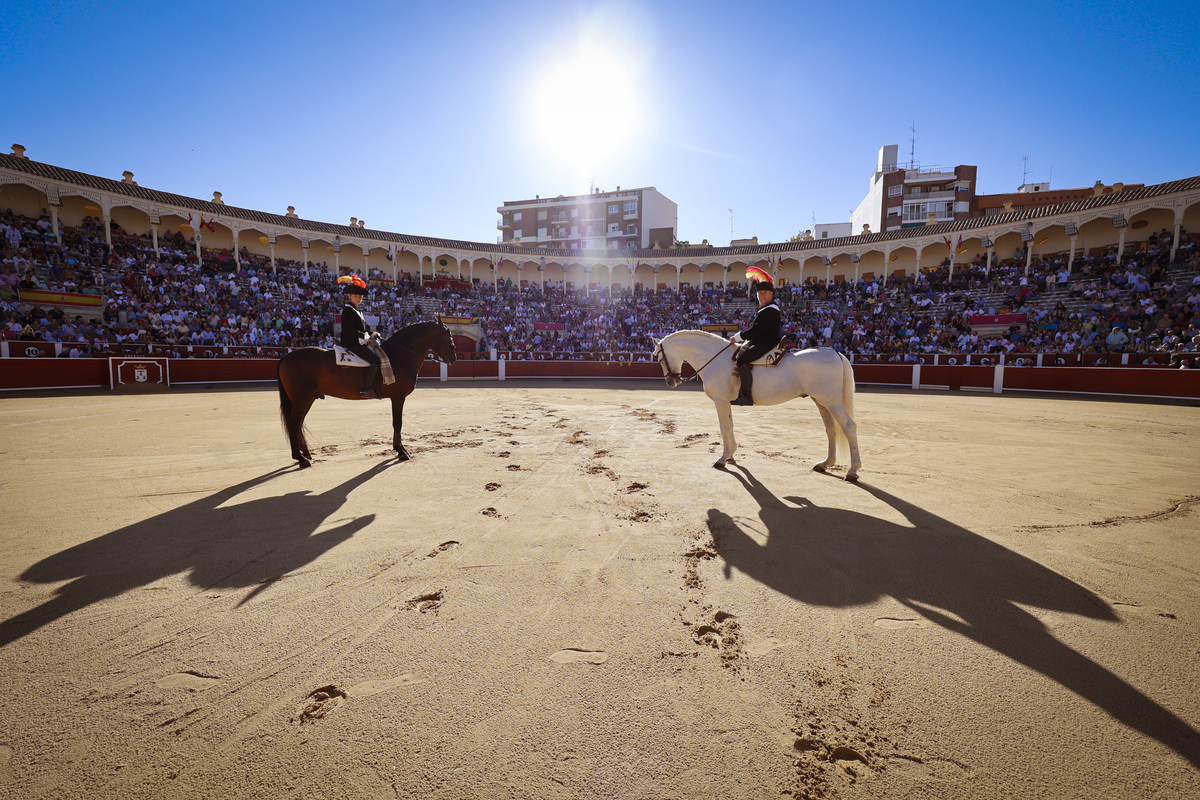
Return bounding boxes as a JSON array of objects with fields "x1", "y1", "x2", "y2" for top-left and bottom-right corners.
[
  {"x1": 333, "y1": 247, "x2": 340, "y2": 272},
  {"x1": 986, "y1": 247, "x2": 994, "y2": 274},
  {"x1": 1068, "y1": 236, "x2": 1077, "y2": 272},
  {"x1": 675, "y1": 265, "x2": 680, "y2": 292},
  {"x1": 301, "y1": 242, "x2": 309, "y2": 274},
  {"x1": 1172, "y1": 217, "x2": 1183, "y2": 263},
  {"x1": 195, "y1": 233, "x2": 203, "y2": 265},
  {"x1": 1117, "y1": 228, "x2": 1126, "y2": 264},
  {"x1": 50, "y1": 206, "x2": 61, "y2": 245},
  {"x1": 1024, "y1": 243, "x2": 1033, "y2": 275},
  {"x1": 232, "y1": 230, "x2": 240, "y2": 265},
  {"x1": 269, "y1": 239, "x2": 276, "y2": 273},
  {"x1": 151, "y1": 225, "x2": 159, "y2": 257},
  {"x1": 103, "y1": 214, "x2": 112, "y2": 250}
]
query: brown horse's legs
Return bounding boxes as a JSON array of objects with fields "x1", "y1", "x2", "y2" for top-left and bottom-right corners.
[
  {"x1": 289, "y1": 395, "x2": 317, "y2": 467},
  {"x1": 391, "y1": 395, "x2": 409, "y2": 461}
]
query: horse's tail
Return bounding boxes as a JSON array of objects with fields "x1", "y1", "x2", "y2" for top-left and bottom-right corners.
[
  {"x1": 277, "y1": 359, "x2": 292, "y2": 437},
  {"x1": 836, "y1": 352, "x2": 856, "y2": 465}
]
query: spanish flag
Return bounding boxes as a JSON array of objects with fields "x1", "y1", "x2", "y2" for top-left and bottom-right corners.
[{"x1": 18, "y1": 290, "x2": 104, "y2": 308}]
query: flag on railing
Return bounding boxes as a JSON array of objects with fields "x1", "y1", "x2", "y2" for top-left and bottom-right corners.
[
  {"x1": 944, "y1": 236, "x2": 953, "y2": 252},
  {"x1": 957, "y1": 234, "x2": 968, "y2": 254}
]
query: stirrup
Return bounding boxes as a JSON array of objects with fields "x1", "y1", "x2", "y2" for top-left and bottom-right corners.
[
  {"x1": 731, "y1": 395, "x2": 753, "y2": 406},
  {"x1": 360, "y1": 388, "x2": 381, "y2": 400}
]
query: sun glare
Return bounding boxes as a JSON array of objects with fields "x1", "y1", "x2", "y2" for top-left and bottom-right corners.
[{"x1": 529, "y1": 8, "x2": 654, "y2": 186}]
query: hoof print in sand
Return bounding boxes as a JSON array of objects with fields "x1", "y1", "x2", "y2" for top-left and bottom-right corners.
[
  {"x1": 485, "y1": 482, "x2": 501, "y2": 491},
  {"x1": 426, "y1": 541, "x2": 459, "y2": 558},
  {"x1": 624, "y1": 482, "x2": 648, "y2": 493},
  {"x1": 406, "y1": 590, "x2": 444, "y2": 613},
  {"x1": 688, "y1": 610, "x2": 743, "y2": 670},
  {"x1": 549, "y1": 648, "x2": 608, "y2": 664},
  {"x1": 297, "y1": 685, "x2": 346, "y2": 723},
  {"x1": 482, "y1": 507, "x2": 502, "y2": 518}
]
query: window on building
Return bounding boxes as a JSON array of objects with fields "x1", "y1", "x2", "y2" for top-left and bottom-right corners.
[
  {"x1": 570, "y1": 225, "x2": 578, "y2": 235},
  {"x1": 571, "y1": 208, "x2": 578, "y2": 217},
  {"x1": 821, "y1": 231, "x2": 828, "y2": 238},
  {"x1": 570, "y1": 242, "x2": 579, "y2": 249},
  {"x1": 538, "y1": 210, "x2": 548, "y2": 220},
  {"x1": 608, "y1": 223, "x2": 620, "y2": 233},
  {"x1": 513, "y1": 212, "x2": 522, "y2": 221},
  {"x1": 887, "y1": 185, "x2": 903, "y2": 197},
  {"x1": 910, "y1": 186, "x2": 922, "y2": 196},
  {"x1": 626, "y1": 224, "x2": 637, "y2": 234},
  {"x1": 608, "y1": 205, "x2": 619, "y2": 214},
  {"x1": 513, "y1": 229, "x2": 522, "y2": 239},
  {"x1": 538, "y1": 227, "x2": 548, "y2": 237},
  {"x1": 623, "y1": 201, "x2": 637, "y2": 214}
]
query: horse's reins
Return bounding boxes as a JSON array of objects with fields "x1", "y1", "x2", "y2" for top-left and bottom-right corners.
[{"x1": 658, "y1": 339, "x2": 735, "y2": 383}]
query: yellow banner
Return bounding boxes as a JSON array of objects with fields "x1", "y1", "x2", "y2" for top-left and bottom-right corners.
[
  {"x1": 19, "y1": 290, "x2": 104, "y2": 308},
  {"x1": 438, "y1": 316, "x2": 475, "y2": 325}
]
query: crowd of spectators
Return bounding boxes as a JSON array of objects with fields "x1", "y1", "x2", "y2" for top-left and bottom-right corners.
[{"x1": 2, "y1": 207, "x2": 1198, "y2": 366}]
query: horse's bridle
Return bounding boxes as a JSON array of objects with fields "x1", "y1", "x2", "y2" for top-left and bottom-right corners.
[{"x1": 655, "y1": 338, "x2": 735, "y2": 385}]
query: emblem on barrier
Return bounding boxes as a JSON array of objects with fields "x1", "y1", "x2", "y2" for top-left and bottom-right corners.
[
  {"x1": 1014, "y1": 358, "x2": 1027, "y2": 367},
  {"x1": 979, "y1": 357, "x2": 992, "y2": 366},
  {"x1": 947, "y1": 357, "x2": 958, "y2": 365},
  {"x1": 1055, "y1": 357, "x2": 1066, "y2": 365},
  {"x1": 24, "y1": 346, "x2": 41, "y2": 357},
  {"x1": 134, "y1": 367, "x2": 148, "y2": 382}
]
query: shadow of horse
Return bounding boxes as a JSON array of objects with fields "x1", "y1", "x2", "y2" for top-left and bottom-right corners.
[
  {"x1": 1, "y1": 460, "x2": 395, "y2": 648},
  {"x1": 710, "y1": 465, "x2": 1200, "y2": 768}
]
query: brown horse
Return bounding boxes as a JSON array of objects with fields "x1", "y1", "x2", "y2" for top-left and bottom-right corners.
[{"x1": 277, "y1": 320, "x2": 457, "y2": 467}]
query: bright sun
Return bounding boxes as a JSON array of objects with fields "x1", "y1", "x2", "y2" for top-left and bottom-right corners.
[{"x1": 530, "y1": 25, "x2": 650, "y2": 182}]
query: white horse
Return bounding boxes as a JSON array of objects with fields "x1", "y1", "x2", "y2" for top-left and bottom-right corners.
[{"x1": 652, "y1": 330, "x2": 861, "y2": 480}]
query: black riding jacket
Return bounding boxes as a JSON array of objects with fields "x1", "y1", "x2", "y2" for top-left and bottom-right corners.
[
  {"x1": 739, "y1": 301, "x2": 783, "y2": 349},
  {"x1": 340, "y1": 302, "x2": 369, "y2": 348}
]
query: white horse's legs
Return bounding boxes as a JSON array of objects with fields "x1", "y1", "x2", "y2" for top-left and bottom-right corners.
[
  {"x1": 713, "y1": 399, "x2": 737, "y2": 468},
  {"x1": 813, "y1": 403, "x2": 838, "y2": 473},
  {"x1": 813, "y1": 402, "x2": 862, "y2": 482}
]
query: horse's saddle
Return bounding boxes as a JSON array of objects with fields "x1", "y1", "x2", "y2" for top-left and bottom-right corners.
[
  {"x1": 733, "y1": 345, "x2": 787, "y2": 367},
  {"x1": 332, "y1": 345, "x2": 371, "y2": 367}
]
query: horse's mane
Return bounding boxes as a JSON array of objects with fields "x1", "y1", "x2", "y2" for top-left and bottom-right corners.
[
  {"x1": 666, "y1": 329, "x2": 731, "y2": 342},
  {"x1": 387, "y1": 320, "x2": 441, "y2": 346}
]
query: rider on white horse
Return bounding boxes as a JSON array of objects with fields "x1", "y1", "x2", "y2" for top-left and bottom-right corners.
[{"x1": 730, "y1": 266, "x2": 783, "y2": 406}]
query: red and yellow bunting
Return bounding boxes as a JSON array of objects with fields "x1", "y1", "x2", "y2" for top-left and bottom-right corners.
[{"x1": 18, "y1": 290, "x2": 104, "y2": 308}]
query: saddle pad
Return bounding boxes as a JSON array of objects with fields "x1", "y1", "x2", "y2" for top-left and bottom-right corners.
[
  {"x1": 733, "y1": 346, "x2": 786, "y2": 367},
  {"x1": 332, "y1": 345, "x2": 370, "y2": 367}
]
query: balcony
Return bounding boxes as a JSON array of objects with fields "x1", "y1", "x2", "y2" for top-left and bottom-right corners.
[
  {"x1": 550, "y1": 213, "x2": 568, "y2": 223},
  {"x1": 623, "y1": 212, "x2": 638, "y2": 220},
  {"x1": 497, "y1": 219, "x2": 509, "y2": 229},
  {"x1": 904, "y1": 189, "x2": 954, "y2": 200}
]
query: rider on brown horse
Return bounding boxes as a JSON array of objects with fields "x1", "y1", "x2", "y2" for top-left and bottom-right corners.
[
  {"x1": 338, "y1": 275, "x2": 382, "y2": 399},
  {"x1": 730, "y1": 266, "x2": 782, "y2": 406}
]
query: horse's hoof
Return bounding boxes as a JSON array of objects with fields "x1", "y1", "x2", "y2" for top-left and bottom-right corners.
[
  {"x1": 297, "y1": 459, "x2": 311, "y2": 469},
  {"x1": 844, "y1": 472, "x2": 859, "y2": 483},
  {"x1": 396, "y1": 450, "x2": 411, "y2": 462},
  {"x1": 726, "y1": 456, "x2": 736, "y2": 464},
  {"x1": 813, "y1": 463, "x2": 828, "y2": 473},
  {"x1": 712, "y1": 460, "x2": 727, "y2": 469}
]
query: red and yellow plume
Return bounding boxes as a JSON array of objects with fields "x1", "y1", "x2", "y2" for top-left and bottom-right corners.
[
  {"x1": 745, "y1": 266, "x2": 773, "y2": 285},
  {"x1": 337, "y1": 274, "x2": 368, "y2": 289}
]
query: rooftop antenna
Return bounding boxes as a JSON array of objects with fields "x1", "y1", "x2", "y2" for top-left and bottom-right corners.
[
  {"x1": 729, "y1": 208, "x2": 734, "y2": 241},
  {"x1": 1048, "y1": 166, "x2": 1053, "y2": 188},
  {"x1": 909, "y1": 122, "x2": 916, "y2": 167},
  {"x1": 1022, "y1": 156, "x2": 1029, "y2": 187}
]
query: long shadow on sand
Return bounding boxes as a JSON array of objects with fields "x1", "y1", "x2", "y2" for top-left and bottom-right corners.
[
  {"x1": 711, "y1": 465, "x2": 1200, "y2": 768},
  {"x1": 1, "y1": 460, "x2": 396, "y2": 648}
]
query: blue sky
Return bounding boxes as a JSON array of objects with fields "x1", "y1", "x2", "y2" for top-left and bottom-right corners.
[{"x1": 4, "y1": 0, "x2": 1198, "y2": 245}]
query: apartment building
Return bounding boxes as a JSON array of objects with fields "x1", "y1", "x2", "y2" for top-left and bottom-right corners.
[
  {"x1": 496, "y1": 187, "x2": 677, "y2": 251},
  {"x1": 851, "y1": 144, "x2": 978, "y2": 234}
]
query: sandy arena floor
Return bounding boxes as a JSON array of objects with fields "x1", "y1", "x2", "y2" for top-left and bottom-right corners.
[{"x1": 0, "y1": 380, "x2": 1197, "y2": 799}]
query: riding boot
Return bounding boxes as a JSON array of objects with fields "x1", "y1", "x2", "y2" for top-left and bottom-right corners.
[
  {"x1": 731, "y1": 363, "x2": 754, "y2": 406},
  {"x1": 360, "y1": 362, "x2": 381, "y2": 399}
]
